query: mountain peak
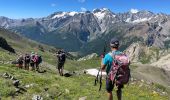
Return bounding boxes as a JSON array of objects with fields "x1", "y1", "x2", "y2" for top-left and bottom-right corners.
[
  {"x1": 130, "y1": 9, "x2": 139, "y2": 14},
  {"x1": 93, "y1": 8, "x2": 110, "y2": 13}
]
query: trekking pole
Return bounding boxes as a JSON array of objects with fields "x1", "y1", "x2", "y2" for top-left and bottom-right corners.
[
  {"x1": 94, "y1": 69, "x2": 100, "y2": 86},
  {"x1": 94, "y1": 40, "x2": 107, "y2": 91},
  {"x1": 99, "y1": 69, "x2": 102, "y2": 91}
]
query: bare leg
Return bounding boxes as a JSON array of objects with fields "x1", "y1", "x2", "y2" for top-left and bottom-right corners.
[
  {"x1": 61, "y1": 65, "x2": 64, "y2": 76},
  {"x1": 107, "y1": 92, "x2": 113, "y2": 100}
]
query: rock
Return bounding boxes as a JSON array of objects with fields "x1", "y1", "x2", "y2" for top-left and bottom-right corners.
[
  {"x1": 32, "y1": 95, "x2": 43, "y2": 100},
  {"x1": 25, "y1": 84, "x2": 34, "y2": 88},
  {"x1": 141, "y1": 79, "x2": 144, "y2": 83},
  {"x1": 139, "y1": 83, "x2": 143, "y2": 87},
  {"x1": 13, "y1": 80, "x2": 20, "y2": 87},
  {"x1": 78, "y1": 53, "x2": 98, "y2": 61},
  {"x1": 64, "y1": 73, "x2": 72, "y2": 77},
  {"x1": 162, "y1": 92, "x2": 167, "y2": 95},
  {"x1": 44, "y1": 88, "x2": 49, "y2": 91},
  {"x1": 65, "y1": 89, "x2": 70, "y2": 94},
  {"x1": 15, "y1": 88, "x2": 20, "y2": 92},
  {"x1": 2, "y1": 72, "x2": 9, "y2": 78},
  {"x1": 79, "y1": 96, "x2": 87, "y2": 100},
  {"x1": 152, "y1": 91, "x2": 158, "y2": 96}
]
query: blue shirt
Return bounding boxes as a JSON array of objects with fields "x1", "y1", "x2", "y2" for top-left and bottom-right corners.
[{"x1": 102, "y1": 50, "x2": 122, "y2": 74}]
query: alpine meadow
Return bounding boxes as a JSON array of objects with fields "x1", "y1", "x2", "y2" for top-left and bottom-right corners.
[{"x1": 0, "y1": 0, "x2": 170, "y2": 100}]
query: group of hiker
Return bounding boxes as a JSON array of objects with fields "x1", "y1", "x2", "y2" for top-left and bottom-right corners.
[
  {"x1": 15, "y1": 52, "x2": 42, "y2": 71},
  {"x1": 12, "y1": 37, "x2": 129, "y2": 100}
]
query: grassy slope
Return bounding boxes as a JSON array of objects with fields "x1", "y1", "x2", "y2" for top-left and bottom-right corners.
[
  {"x1": 0, "y1": 28, "x2": 57, "y2": 65},
  {"x1": 0, "y1": 29, "x2": 169, "y2": 99},
  {"x1": 0, "y1": 63, "x2": 169, "y2": 100}
]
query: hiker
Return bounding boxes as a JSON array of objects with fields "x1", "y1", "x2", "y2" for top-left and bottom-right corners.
[
  {"x1": 34, "y1": 53, "x2": 42, "y2": 71},
  {"x1": 17, "y1": 55, "x2": 24, "y2": 69},
  {"x1": 101, "y1": 38, "x2": 130, "y2": 100},
  {"x1": 24, "y1": 53, "x2": 30, "y2": 70},
  {"x1": 30, "y1": 52, "x2": 36, "y2": 71},
  {"x1": 56, "y1": 50, "x2": 66, "y2": 76}
]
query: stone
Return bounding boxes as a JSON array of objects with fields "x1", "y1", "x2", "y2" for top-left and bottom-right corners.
[
  {"x1": 13, "y1": 80, "x2": 20, "y2": 87},
  {"x1": 65, "y1": 89, "x2": 70, "y2": 94},
  {"x1": 32, "y1": 95, "x2": 43, "y2": 100},
  {"x1": 79, "y1": 96, "x2": 87, "y2": 100}
]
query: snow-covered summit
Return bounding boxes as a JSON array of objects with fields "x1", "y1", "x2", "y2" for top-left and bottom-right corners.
[
  {"x1": 52, "y1": 11, "x2": 78, "y2": 19},
  {"x1": 130, "y1": 9, "x2": 139, "y2": 14}
]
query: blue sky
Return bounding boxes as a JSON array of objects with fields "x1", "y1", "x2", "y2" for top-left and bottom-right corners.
[{"x1": 0, "y1": 0, "x2": 170, "y2": 19}]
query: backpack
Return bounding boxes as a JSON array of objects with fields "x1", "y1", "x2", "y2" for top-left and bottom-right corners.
[
  {"x1": 59, "y1": 53, "x2": 66, "y2": 62},
  {"x1": 31, "y1": 55, "x2": 36, "y2": 63},
  {"x1": 108, "y1": 52, "x2": 130, "y2": 85},
  {"x1": 38, "y1": 56, "x2": 42, "y2": 64},
  {"x1": 25, "y1": 55, "x2": 30, "y2": 63}
]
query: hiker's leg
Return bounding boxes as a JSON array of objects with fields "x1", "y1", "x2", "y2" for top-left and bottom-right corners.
[
  {"x1": 58, "y1": 63, "x2": 62, "y2": 76},
  {"x1": 61, "y1": 63, "x2": 64, "y2": 76},
  {"x1": 26, "y1": 63, "x2": 29, "y2": 70},
  {"x1": 33, "y1": 63, "x2": 35, "y2": 71},
  {"x1": 59, "y1": 68, "x2": 62, "y2": 76},
  {"x1": 28, "y1": 63, "x2": 30, "y2": 70},
  {"x1": 116, "y1": 85, "x2": 123, "y2": 100},
  {"x1": 107, "y1": 92, "x2": 113, "y2": 100},
  {"x1": 106, "y1": 79, "x2": 114, "y2": 100},
  {"x1": 36, "y1": 63, "x2": 39, "y2": 71}
]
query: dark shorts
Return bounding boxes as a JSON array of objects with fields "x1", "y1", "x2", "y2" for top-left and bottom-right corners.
[
  {"x1": 30, "y1": 63, "x2": 34, "y2": 67},
  {"x1": 57, "y1": 62, "x2": 64, "y2": 69},
  {"x1": 106, "y1": 78, "x2": 124, "y2": 92}
]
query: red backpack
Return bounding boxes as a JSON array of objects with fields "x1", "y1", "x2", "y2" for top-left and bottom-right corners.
[{"x1": 108, "y1": 53, "x2": 130, "y2": 85}]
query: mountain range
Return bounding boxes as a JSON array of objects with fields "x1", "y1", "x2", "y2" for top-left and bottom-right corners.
[{"x1": 0, "y1": 8, "x2": 170, "y2": 55}]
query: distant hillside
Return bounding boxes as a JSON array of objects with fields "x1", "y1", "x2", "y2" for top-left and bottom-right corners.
[
  {"x1": 0, "y1": 8, "x2": 170, "y2": 55},
  {"x1": 0, "y1": 28, "x2": 57, "y2": 65}
]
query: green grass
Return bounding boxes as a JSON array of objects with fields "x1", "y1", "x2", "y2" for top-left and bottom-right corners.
[
  {"x1": 0, "y1": 64, "x2": 169, "y2": 100},
  {"x1": 64, "y1": 58, "x2": 101, "y2": 71}
]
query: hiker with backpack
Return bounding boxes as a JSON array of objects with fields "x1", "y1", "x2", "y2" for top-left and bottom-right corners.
[
  {"x1": 17, "y1": 55, "x2": 24, "y2": 69},
  {"x1": 30, "y1": 52, "x2": 36, "y2": 71},
  {"x1": 24, "y1": 53, "x2": 31, "y2": 70},
  {"x1": 56, "y1": 50, "x2": 66, "y2": 76},
  {"x1": 34, "y1": 53, "x2": 42, "y2": 71},
  {"x1": 101, "y1": 38, "x2": 130, "y2": 100}
]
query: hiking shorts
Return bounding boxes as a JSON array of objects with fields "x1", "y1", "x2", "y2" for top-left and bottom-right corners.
[
  {"x1": 106, "y1": 78, "x2": 124, "y2": 92},
  {"x1": 57, "y1": 62, "x2": 64, "y2": 69}
]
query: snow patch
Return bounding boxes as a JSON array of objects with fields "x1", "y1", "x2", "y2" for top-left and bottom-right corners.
[
  {"x1": 125, "y1": 18, "x2": 131, "y2": 22},
  {"x1": 126, "y1": 17, "x2": 152, "y2": 23},
  {"x1": 52, "y1": 11, "x2": 77, "y2": 19},
  {"x1": 94, "y1": 12, "x2": 105, "y2": 20},
  {"x1": 69, "y1": 11, "x2": 78, "y2": 16},
  {"x1": 52, "y1": 12, "x2": 67, "y2": 19},
  {"x1": 86, "y1": 69, "x2": 106, "y2": 76},
  {"x1": 78, "y1": 53, "x2": 98, "y2": 61},
  {"x1": 112, "y1": 15, "x2": 116, "y2": 17},
  {"x1": 130, "y1": 9, "x2": 139, "y2": 14},
  {"x1": 132, "y1": 18, "x2": 151, "y2": 23}
]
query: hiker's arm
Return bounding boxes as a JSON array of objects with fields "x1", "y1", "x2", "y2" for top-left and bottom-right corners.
[
  {"x1": 101, "y1": 64, "x2": 106, "y2": 71},
  {"x1": 101, "y1": 57, "x2": 106, "y2": 71},
  {"x1": 101, "y1": 54, "x2": 108, "y2": 71}
]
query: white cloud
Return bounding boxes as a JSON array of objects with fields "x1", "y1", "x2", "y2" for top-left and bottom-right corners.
[
  {"x1": 51, "y1": 3, "x2": 56, "y2": 7},
  {"x1": 81, "y1": 7, "x2": 87, "y2": 12},
  {"x1": 78, "y1": 0, "x2": 86, "y2": 3},
  {"x1": 130, "y1": 9, "x2": 139, "y2": 14}
]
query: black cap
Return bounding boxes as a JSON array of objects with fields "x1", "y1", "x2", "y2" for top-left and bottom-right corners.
[{"x1": 110, "y1": 38, "x2": 119, "y2": 48}]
